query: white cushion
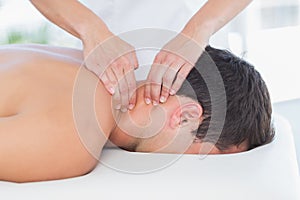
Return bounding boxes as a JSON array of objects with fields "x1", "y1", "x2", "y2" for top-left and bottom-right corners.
[{"x1": 0, "y1": 114, "x2": 299, "y2": 200}]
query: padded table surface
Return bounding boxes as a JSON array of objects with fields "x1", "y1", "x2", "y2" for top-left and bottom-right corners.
[{"x1": 0, "y1": 115, "x2": 299, "y2": 200}]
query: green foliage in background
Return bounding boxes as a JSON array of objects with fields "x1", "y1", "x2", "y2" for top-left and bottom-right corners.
[{"x1": 2, "y1": 25, "x2": 50, "y2": 45}]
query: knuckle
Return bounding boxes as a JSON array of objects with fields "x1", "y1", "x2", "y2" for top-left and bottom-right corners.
[
  {"x1": 161, "y1": 63, "x2": 169, "y2": 71},
  {"x1": 167, "y1": 67, "x2": 178, "y2": 76},
  {"x1": 127, "y1": 44, "x2": 135, "y2": 51},
  {"x1": 162, "y1": 86, "x2": 169, "y2": 93},
  {"x1": 179, "y1": 69, "x2": 190, "y2": 78},
  {"x1": 178, "y1": 57, "x2": 186, "y2": 63},
  {"x1": 124, "y1": 64, "x2": 132, "y2": 71},
  {"x1": 162, "y1": 75, "x2": 172, "y2": 85},
  {"x1": 166, "y1": 54, "x2": 176, "y2": 61},
  {"x1": 115, "y1": 71, "x2": 125, "y2": 80},
  {"x1": 115, "y1": 63, "x2": 124, "y2": 71},
  {"x1": 154, "y1": 54, "x2": 164, "y2": 62},
  {"x1": 148, "y1": 77, "x2": 158, "y2": 84},
  {"x1": 110, "y1": 63, "x2": 119, "y2": 71},
  {"x1": 151, "y1": 80, "x2": 161, "y2": 87},
  {"x1": 120, "y1": 57, "x2": 130, "y2": 66}
]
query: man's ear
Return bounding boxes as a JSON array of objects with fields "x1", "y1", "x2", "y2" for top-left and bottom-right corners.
[{"x1": 169, "y1": 102, "x2": 203, "y2": 129}]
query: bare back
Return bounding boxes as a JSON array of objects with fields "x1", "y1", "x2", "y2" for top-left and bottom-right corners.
[{"x1": 0, "y1": 45, "x2": 114, "y2": 183}]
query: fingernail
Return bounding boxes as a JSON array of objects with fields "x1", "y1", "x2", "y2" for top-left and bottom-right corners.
[
  {"x1": 170, "y1": 89, "x2": 176, "y2": 95},
  {"x1": 145, "y1": 98, "x2": 151, "y2": 105},
  {"x1": 160, "y1": 96, "x2": 166, "y2": 103},
  {"x1": 128, "y1": 104, "x2": 135, "y2": 110},
  {"x1": 109, "y1": 87, "x2": 115, "y2": 95},
  {"x1": 121, "y1": 108, "x2": 128, "y2": 113},
  {"x1": 115, "y1": 104, "x2": 121, "y2": 110},
  {"x1": 153, "y1": 101, "x2": 158, "y2": 106}
]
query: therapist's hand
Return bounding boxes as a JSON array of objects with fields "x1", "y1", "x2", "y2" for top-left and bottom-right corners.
[
  {"x1": 83, "y1": 32, "x2": 139, "y2": 112},
  {"x1": 144, "y1": 31, "x2": 206, "y2": 105}
]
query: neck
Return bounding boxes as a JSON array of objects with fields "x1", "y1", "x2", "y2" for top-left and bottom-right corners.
[
  {"x1": 107, "y1": 81, "x2": 154, "y2": 151},
  {"x1": 108, "y1": 126, "x2": 140, "y2": 151}
]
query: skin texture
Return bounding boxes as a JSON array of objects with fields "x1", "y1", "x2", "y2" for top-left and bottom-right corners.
[
  {"x1": 0, "y1": 45, "x2": 246, "y2": 183},
  {"x1": 0, "y1": 45, "x2": 115, "y2": 183},
  {"x1": 30, "y1": 0, "x2": 253, "y2": 110}
]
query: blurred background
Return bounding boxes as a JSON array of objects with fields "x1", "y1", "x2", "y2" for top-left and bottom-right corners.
[{"x1": 1, "y1": 0, "x2": 299, "y2": 103}]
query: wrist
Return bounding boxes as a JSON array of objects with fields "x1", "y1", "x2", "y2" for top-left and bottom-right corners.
[
  {"x1": 78, "y1": 19, "x2": 113, "y2": 45},
  {"x1": 181, "y1": 20, "x2": 214, "y2": 48}
]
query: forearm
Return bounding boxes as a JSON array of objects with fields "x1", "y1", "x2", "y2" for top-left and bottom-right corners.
[
  {"x1": 182, "y1": 0, "x2": 253, "y2": 44},
  {"x1": 30, "y1": 0, "x2": 112, "y2": 41}
]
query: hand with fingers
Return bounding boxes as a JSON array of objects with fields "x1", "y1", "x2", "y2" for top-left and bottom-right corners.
[
  {"x1": 83, "y1": 32, "x2": 139, "y2": 112},
  {"x1": 144, "y1": 32, "x2": 206, "y2": 106}
]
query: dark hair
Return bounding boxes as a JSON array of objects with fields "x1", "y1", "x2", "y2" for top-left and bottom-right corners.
[{"x1": 177, "y1": 46, "x2": 275, "y2": 151}]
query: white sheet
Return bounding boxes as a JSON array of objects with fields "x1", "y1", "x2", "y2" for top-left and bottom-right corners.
[{"x1": 0, "y1": 114, "x2": 299, "y2": 200}]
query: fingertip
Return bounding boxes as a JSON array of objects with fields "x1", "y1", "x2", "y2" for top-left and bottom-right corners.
[
  {"x1": 144, "y1": 85, "x2": 151, "y2": 104},
  {"x1": 160, "y1": 86, "x2": 170, "y2": 103},
  {"x1": 134, "y1": 60, "x2": 139, "y2": 69},
  {"x1": 152, "y1": 100, "x2": 158, "y2": 106},
  {"x1": 145, "y1": 98, "x2": 151, "y2": 105},
  {"x1": 151, "y1": 95, "x2": 159, "y2": 106},
  {"x1": 128, "y1": 96, "x2": 137, "y2": 110},
  {"x1": 128, "y1": 104, "x2": 135, "y2": 110},
  {"x1": 121, "y1": 107, "x2": 128, "y2": 113},
  {"x1": 149, "y1": 82, "x2": 161, "y2": 106},
  {"x1": 159, "y1": 96, "x2": 166, "y2": 103},
  {"x1": 108, "y1": 87, "x2": 115, "y2": 95},
  {"x1": 104, "y1": 82, "x2": 115, "y2": 95}
]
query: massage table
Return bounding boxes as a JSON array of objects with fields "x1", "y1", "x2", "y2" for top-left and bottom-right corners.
[{"x1": 0, "y1": 114, "x2": 299, "y2": 200}]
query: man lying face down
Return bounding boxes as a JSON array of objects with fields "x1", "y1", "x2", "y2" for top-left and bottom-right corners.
[
  {"x1": 110, "y1": 46, "x2": 275, "y2": 154},
  {"x1": 0, "y1": 44, "x2": 274, "y2": 183}
]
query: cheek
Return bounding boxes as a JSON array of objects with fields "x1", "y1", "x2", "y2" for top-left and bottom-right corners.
[
  {"x1": 137, "y1": 128, "x2": 173, "y2": 152},
  {"x1": 150, "y1": 131, "x2": 195, "y2": 153},
  {"x1": 135, "y1": 106, "x2": 169, "y2": 139}
]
